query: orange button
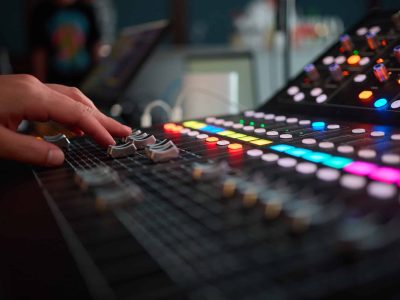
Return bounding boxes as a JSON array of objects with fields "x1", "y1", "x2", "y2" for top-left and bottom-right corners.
[
  {"x1": 228, "y1": 143, "x2": 243, "y2": 150},
  {"x1": 358, "y1": 90, "x2": 373, "y2": 101},
  {"x1": 347, "y1": 55, "x2": 361, "y2": 65},
  {"x1": 206, "y1": 137, "x2": 219, "y2": 143},
  {"x1": 163, "y1": 123, "x2": 176, "y2": 130}
]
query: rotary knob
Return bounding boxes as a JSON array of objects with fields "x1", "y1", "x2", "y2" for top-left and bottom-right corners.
[
  {"x1": 373, "y1": 63, "x2": 389, "y2": 82},
  {"x1": 340, "y1": 34, "x2": 353, "y2": 52},
  {"x1": 328, "y1": 63, "x2": 343, "y2": 82},
  {"x1": 304, "y1": 64, "x2": 320, "y2": 81}
]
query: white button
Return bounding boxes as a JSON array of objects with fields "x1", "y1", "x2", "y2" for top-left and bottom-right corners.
[
  {"x1": 247, "y1": 149, "x2": 263, "y2": 157},
  {"x1": 391, "y1": 100, "x2": 400, "y2": 109},
  {"x1": 337, "y1": 145, "x2": 354, "y2": 154},
  {"x1": 280, "y1": 134, "x2": 293, "y2": 139},
  {"x1": 262, "y1": 153, "x2": 279, "y2": 162},
  {"x1": 359, "y1": 57, "x2": 370, "y2": 66},
  {"x1": 340, "y1": 174, "x2": 367, "y2": 190},
  {"x1": 381, "y1": 153, "x2": 400, "y2": 165},
  {"x1": 293, "y1": 92, "x2": 305, "y2": 102},
  {"x1": 244, "y1": 110, "x2": 255, "y2": 117},
  {"x1": 322, "y1": 56, "x2": 334, "y2": 65},
  {"x1": 233, "y1": 123, "x2": 244, "y2": 129},
  {"x1": 214, "y1": 119, "x2": 224, "y2": 125},
  {"x1": 327, "y1": 124, "x2": 340, "y2": 130},
  {"x1": 391, "y1": 134, "x2": 400, "y2": 141},
  {"x1": 188, "y1": 131, "x2": 200, "y2": 137},
  {"x1": 302, "y1": 138, "x2": 317, "y2": 145},
  {"x1": 316, "y1": 94, "x2": 328, "y2": 103},
  {"x1": 264, "y1": 114, "x2": 275, "y2": 120},
  {"x1": 243, "y1": 126, "x2": 255, "y2": 132},
  {"x1": 286, "y1": 117, "x2": 298, "y2": 124},
  {"x1": 287, "y1": 86, "x2": 300, "y2": 96},
  {"x1": 310, "y1": 87, "x2": 323, "y2": 97},
  {"x1": 180, "y1": 128, "x2": 191, "y2": 134},
  {"x1": 223, "y1": 121, "x2": 234, "y2": 127},
  {"x1": 356, "y1": 27, "x2": 368, "y2": 36},
  {"x1": 267, "y1": 131, "x2": 279, "y2": 136},
  {"x1": 275, "y1": 116, "x2": 286, "y2": 122},
  {"x1": 196, "y1": 134, "x2": 209, "y2": 140},
  {"x1": 296, "y1": 162, "x2": 317, "y2": 175},
  {"x1": 370, "y1": 131, "x2": 385, "y2": 137},
  {"x1": 319, "y1": 141, "x2": 334, "y2": 149},
  {"x1": 354, "y1": 74, "x2": 367, "y2": 83},
  {"x1": 358, "y1": 149, "x2": 376, "y2": 159},
  {"x1": 277, "y1": 157, "x2": 297, "y2": 168},
  {"x1": 206, "y1": 117, "x2": 216, "y2": 123},
  {"x1": 335, "y1": 56, "x2": 346, "y2": 65},
  {"x1": 367, "y1": 182, "x2": 396, "y2": 200},
  {"x1": 299, "y1": 120, "x2": 311, "y2": 126},
  {"x1": 254, "y1": 128, "x2": 266, "y2": 134},
  {"x1": 254, "y1": 112, "x2": 265, "y2": 119},
  {"x1": 352, "y1": 128, "x2": 366, "y2": 134},
  {"x1": 217, "y1": 140, "x2": 230, "y2": 146},
  {"x1": 369, "y1": 26, "x2": 381, "y2": 34},
  {"x1": 316, "y1": 168, "x2": 340, "y2": 182}
]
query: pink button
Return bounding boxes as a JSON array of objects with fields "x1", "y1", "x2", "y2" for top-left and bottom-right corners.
[
  {"x1": 343, "y1": 161, "x2": 378, "y2": 176},
  {"x1": 369, "y1": 167, "x2": 400, "y2": 184}
]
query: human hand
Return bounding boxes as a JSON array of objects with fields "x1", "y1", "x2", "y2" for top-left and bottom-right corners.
[{"x1": 0, "y1": 74, "x2": 131, "y2": 166}]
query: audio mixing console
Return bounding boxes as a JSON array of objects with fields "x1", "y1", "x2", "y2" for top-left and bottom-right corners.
[{"x1": 29, "y1": 9, "x2": 400, "y2": 300}]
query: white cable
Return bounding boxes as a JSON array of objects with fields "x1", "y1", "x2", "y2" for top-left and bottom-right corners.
[{"x1": 140, "y1": 99, "x2": 172, "y2": 127}]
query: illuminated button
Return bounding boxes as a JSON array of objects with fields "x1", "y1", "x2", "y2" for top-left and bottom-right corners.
[
  {"x1": 218, "y1": 130, "x2": 235, "y2": 136},
  {"x1": 287, "y1": 86, "x2": 300, "y2": 95},
  {"x1": 250, "y1": 139, "x2": 272, "y2": 146},
  {"x1": 217, "y1": 140, "x2": 230, "y2": 146},
  {"x1": 302, "y1": 152, "x2": 331, "y2": 163},
  {"x1": 296, "y1": 162, "x2": 317, "y2": 175},
  {"x1": 277, "y1": 157, "x2": 297, "y2": 168},
  {"x1": 206, "y1": 137, "x2": 219, "y2": 143},
  {"x1": 180, "y1": 128, "x2": 191, "y2": 134},
  {"x1": 299, "y1": 120, "x2": 311, "y2": 126},
  {"x1": 367, "y1": 182, "x2": 397, "y2": 200},
  {"x1": 371, "y1": 131, "x2": 385, "y2": 137},
  {"x1": 358, "y1": 90, "x2": 373, "y2": 101},
  {"x1": 243, "y1": 126, "x2": 255, "y2": 132},
  {"x1": 196, "y1": 134, "x2": 209, "y2": 140},
  {"x1": 223, "y1": 121, "x2": 234, "y2": 127},
  {"x1": 247, "y1": 149, "x2": 263, "y2": 157},
  {"x1": 344, "y1": 161, "x2": 378, "y2": 176},
  {"x1": 270, "y1": 144, "x2": 294, "y2": 152},
  {"x1": 390, "y1": 100, "x2": 400, "y2": 109},
  {"x1": 354, "y1": 74, "x2": 367, "y2": 83},
  {"x1": 206, "y1": 117, "x2": 216, "y2": 123},
  {"x1": 294, "y1": 93, "x2": 305, "y2": 102},
  {"x1": 264, "y1": 114, "x2": 275, "y2": 120},
  {"x1": 356, "y1": 27, "x2": 368, "y2": 36},
  {"x1": 322, "y1": 56, "x2": 335, "y2": 65},
  {"x1": 275, "y1": 115, "x2": 286, "y2": 122},
  {"x1": 254, "y1": 112, "x2": 265, "y2": 119},
  {"x1": 359, "y1": 57, "x2": 370, "y2": 66},
  {"x1": 316, "y1": 168, "x2": 340, "y2": 182},
  {"x1": 280, "y1": 134, "x2": 293, "y2": 139},
  {"x1": 319, "y1": 142, "x2": 334, "y2": 149},
  {"x1": 337, "y1": 145, "x2": 354, "y2": 154},
  {"x1": 347, "y1": 55, "x2": 361, "y2": 65},
  {"x1": 228, "y1": 143, "x2": 243, "y2": 150},
  {"x1": 391, "y1": 134, "x2": 400, "y2": 141},
  {"x1": 188, "y1": 131, "x2": 200, "y2": 137},
  {"x1": 369, "y1": 167, "x2": 400, "y2": 184},
  {"x1": 238, "y1": 136, "x2": 258, "y2": 142},
  {"x1": 374, "y1": 98, "x2": 388, "y2": 108},
  {"x1": 254, "y1": 128, "x2": 266, "y2": 134},
  {"x1": 164, "y1": 123, "x2": 176, "y2": 130},
  {"x1": 312, "y1": 121, "x2": 326, "y2": 130},
  {"x1": 369, "y1": 26, "x2": 381, "y2": 34},
  {"x1": 285, "y1": 147, "x2": 311, "y2": 157},
  {"x1": 230, "y1": 133, "x2": 246, "y2": 139},
  {"x1": 335, "y1": 55, "x2": 346, "y2": 65},
  {"x1": 327, "y1": 124, "x2": 340, "y2": 130},
  {"x1": 358, "y1": 149, "x2": 376, "y2": 159},
  {"x1": 310, "y1": 87, "x2": 323, "y2": 97},
  {"x1": 267, "y1": 130, "x2": 279, "y2": 137},
  {"x1": 340, "y1": 174, "x2": 367, "y2": 190},
  {"x1": 201, "y1": 125, "x2": 225, "y2": 133},
  {"x1": 304, "y1": 63, "x2": 320, "y2": 81},
  {"x1": 373, "y1": 63, "x2": 389, "y2": 82},
  {"x1": 322, "y1": 156, "x2": 353, "y2": 169},
  {"x1": 352, "y1": 128, "x2": 366, "y2": 134},
  {"x1": 382, "y1": 153, "x2": 400, "y2": 165},
  {"x1": 262, "y1": 153, "x2": 279, "y2": 162},
  {"x1": 302, "y1": 138, "x2": 317, "y2": 145},
  {"x1": 286, "y1": 117, "x2": 298, "y2": 124},
  {"x1": 244, "y1": 110, "x2": 255, "y2": 117},
  {"x1": 232, "y1": 123, "x2": 244, "y2": 129},
  {"x1": 316, "y1": 94, "x2": 328, "y2": 103}
]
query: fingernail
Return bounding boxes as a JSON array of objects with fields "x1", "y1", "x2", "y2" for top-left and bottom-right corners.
[
  {"x1": 123, "y1": 125, "x2": 132, "y2": 132},
  {"x1": 46, "y1": 148, "x2": 65, "y2": 166}
]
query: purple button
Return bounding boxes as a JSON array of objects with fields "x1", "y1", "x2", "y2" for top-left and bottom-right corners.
[
  {"x1": 369, "y1": 167, "x2": 400, "y2": 184},
  {"x1": 343, "y1": 161, "x2": 378, "y2": 176}
]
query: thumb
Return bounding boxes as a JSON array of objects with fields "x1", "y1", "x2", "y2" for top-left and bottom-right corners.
[{"x1": 0, "y1": 126, "x2": 65, "y2": 166}]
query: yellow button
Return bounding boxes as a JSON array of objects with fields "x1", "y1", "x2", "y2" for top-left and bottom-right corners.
[
  {"x1": 250, "y1": 139, "x2": 273, "y2": 146},
  {"x1": 217, "y1": 130, "x2": 236, "y2": 136},
  {"x1": 238, "y1": 136, "x2": 258, "y2": 142},
  {"x1": 358, "y1": 90, "x2": 373, "y2": 101},
  {"x1": 229, "y1": 133, "x2": 247, "y2": 139},
  {"x1": 347, "y1": 55, "x2": 361, "y2": 65}
]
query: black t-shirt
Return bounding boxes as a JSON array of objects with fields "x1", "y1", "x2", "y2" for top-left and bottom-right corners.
[{"x1": 31, "y1": 1, "x2": 100, "y2": 86}]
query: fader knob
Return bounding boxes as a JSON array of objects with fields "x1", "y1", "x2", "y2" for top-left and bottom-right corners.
[
  {"x1": 339, "y1": 34, "x2": 353, "y2": 52},
  {"x1": 328, "y1": 63, "x2": 343, "y2": 82},
  {"x1": 392, "y1": 11, "x2": 400, "y2": 31},
  {"x1": 373, "y1": 63, "x2": 389, "y2": 82},
  {"x1": 366, "y1": 32, "x2": 378, "y2": 50},
  {"x1": 304, "y1": 63, "x2": 320, "y2": 81},
  {"x1": 394, "y1": 45, "x2": 400, "y2": 63}
]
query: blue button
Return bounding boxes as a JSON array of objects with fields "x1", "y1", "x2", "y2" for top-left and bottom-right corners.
[
  {"x1": 312, "y1": 121, "x2": 326, "y2": 130},
  {"x1": 322, "y1": 156, "x2": 353, "y2": 169},
  {"x1": 201, "y1": 125, "x2": 225, "y2": 133},
  {"x1": 270, "y1": 144, "x2": 294, "y2": 152},
  {"x1": 374, "y1": 98, "x2": 388, "y2": 109},
  {"x1": 285, "y1": 147, "x2": 312, "y2": 157},
  {"x1": 302, "y1": 151, "x2": 331, "y2": 163}
]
